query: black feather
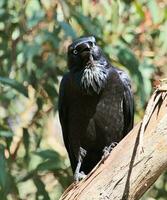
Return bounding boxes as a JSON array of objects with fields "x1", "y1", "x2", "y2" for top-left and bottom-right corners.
[{"x1": 59, "y1": 36, "x2": 134, "y2": 175}]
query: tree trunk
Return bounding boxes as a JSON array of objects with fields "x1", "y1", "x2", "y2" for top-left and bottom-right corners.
[{"x1": 60, "y1": 85, "x2": 167, "y2": 200}]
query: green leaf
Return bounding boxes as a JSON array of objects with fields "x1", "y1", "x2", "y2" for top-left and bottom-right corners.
[
  {"x1": 23, "y1": 128, "x2": 30, "y2": 161},
  {"x1": 44, "y1": 83, "x2": 58, "y2": 98},
  {"x1": 107, "y1": 44, "x2": 147, "y2": 106},
  {"x1": 59, "y1": 0, "x2": 70, "y2": 20},
  {"x1": 34, "y1": 149, "x2": 61, "y2": 160},
  {"x1": 148, "y1": 0, "x2": 161, "y2": 24},
  {"x1": 60, "y1": 21, "x2": 76, "y2": 39},
  {"x1": 115, "y1": 45, "x2": 140, "y2": 73},
  {"x1": 0, "y1": 145, "x2": 7, "y2": 189},
  {"x1": 36, "y1": 97, "x2": 43, "y2": 110},
  {"x1": 23, "y1": 43, "x2": 41, "y2": 60},
  {"x1": 37, "y1": 159, "x2": 64, "y2": 171},
  {"x1": 0, "y1": 8, "x2": 5, "y2": 17},
  {"x1": 111, "y1": 0, "x2": 119, "y2": 31},
  {"x1": 18, "y1": 170, "x2": 36, "y2": 182},
  {"x1": 73, "y1": 11, "x2": 101, "y2": 37},
  {"x1": 82, "y1": 0, "x2": 89, "y2": 15},
  {"x1": 0, "y1": 130, "x2": 13, "y2": 138},
  {"x1": 26, "y1": 0, "x2": 45, "y2": 28},
  {"x1": 33, "y1": 176, "x2": 50, "y2": 200},
  {"x1": 42, "y1": 31, "x2": 59, "y2": 48},
  {"x1": 134, "y1": 1, "x2": 145, "y2": 19},
  {"x1": 0, "y1": 77, "x2": 28, "y2": 97},
  {"x1": 160, "y1": 21, "x2": 167, "y2": 55},
  {"x1": 139, "y1": 59, "x2": 155, "y2": 101},
  {"x1": 0, "y1": 0, "x2": 5, "y2": 8}
]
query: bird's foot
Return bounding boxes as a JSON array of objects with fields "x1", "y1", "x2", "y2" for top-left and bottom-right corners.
[
  {"x1": 102, "y1": 142, "x2": 118, "y2": 161},
  {"x1": 74, "y1": 171, "x2": 86, "y2": 182},
  {"x1": 74, "y1": 147, "x2": 87, "y2": 182},
  {"x1": 80, "y1": 147, "x2": 87, "y2": 158}
]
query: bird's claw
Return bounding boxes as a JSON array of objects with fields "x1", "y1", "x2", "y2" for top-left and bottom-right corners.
[
  {"x1": 74, "y1": 171, "x2": 86, "y2": 182},
  {"x1": 74, "y1": 147, "x2": 87, "y2": 182},
  {"x1": 102, "y1": 142, "x2": 118, "y2": 160},
  {"x1": 80, "y1": 147, "x2": 87, "y2": 158}
]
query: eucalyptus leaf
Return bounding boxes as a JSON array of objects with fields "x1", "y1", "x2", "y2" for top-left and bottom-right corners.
[
  {"x1": 0, "y1": 77, "x2": 28, "y2": 97},
  {"x1": 0, "y1": 145, "x2": 7, "y2": 189},
  {"x1": 34, "y1": 149, "x2": 61, "y2": 161},
  {"x1": 0, "y1": 130, "x2": 13, "y2": 137},
  {"x1": 33, "y1": 176, "x2": 50, "y2": 200},
  {"x1": 60, "y1": 22, "x2": 76, "y2": 39},
  {"x1": 37, "y1": 159, "x2": 64, "y2": 171},
  {"x1": 148, "y1": 0, "x2": 161, "y2": 24}
]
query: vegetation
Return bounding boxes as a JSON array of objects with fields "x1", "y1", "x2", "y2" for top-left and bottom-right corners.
[{"x1": 0, "y1": 0, "x2": 166, "y2": 199}]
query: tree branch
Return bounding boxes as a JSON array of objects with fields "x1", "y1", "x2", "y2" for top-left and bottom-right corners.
[{"x1": 60, "y1": 85, "x2": 167, "y2": 200}]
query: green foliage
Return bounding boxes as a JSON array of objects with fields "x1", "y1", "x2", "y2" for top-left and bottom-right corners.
[
  {"x1": 0, "y1": 0, "x2": 166, "y2": 199},
  {"x1": 0, "y1": 77, "x2": 28, "y2": 97}
]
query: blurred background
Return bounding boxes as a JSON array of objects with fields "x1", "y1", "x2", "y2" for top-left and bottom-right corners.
[{"x1": 0, "y1": 0, "x2": 166, "y2": 199}]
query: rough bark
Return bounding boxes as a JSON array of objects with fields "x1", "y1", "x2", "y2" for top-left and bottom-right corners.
[{"x1": 60, "y1": 86, "x2": 167, "y2": 200}]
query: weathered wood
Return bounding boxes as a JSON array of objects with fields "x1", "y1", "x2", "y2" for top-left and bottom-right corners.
[{"x1": 60, "y1": 88, "x2": 167, "y2": 200}]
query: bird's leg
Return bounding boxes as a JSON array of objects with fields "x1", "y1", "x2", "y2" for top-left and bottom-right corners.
[
  {"x1": 102, "y1": 142, "x2": 118, "y2": 161},
  {"x1": 74, "y1": 147, "x2": 87, "y2": 182}
]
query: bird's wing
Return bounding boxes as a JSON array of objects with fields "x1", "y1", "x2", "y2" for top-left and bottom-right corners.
[
  {"x1": 58, "y1": 73, "x2": 77, "y2": 172},
  {"x1": 117, "y1": 69, "x2": 134, "y2": 135}
]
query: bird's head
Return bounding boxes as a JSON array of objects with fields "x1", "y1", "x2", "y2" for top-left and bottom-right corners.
[{"x1": 67, "y1": 36, "x2": 109, "y2": 94}]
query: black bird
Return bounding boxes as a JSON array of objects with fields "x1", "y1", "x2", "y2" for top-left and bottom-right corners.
[{"x1": 58, "y1": 36, "x2": 134, "y2": 181}]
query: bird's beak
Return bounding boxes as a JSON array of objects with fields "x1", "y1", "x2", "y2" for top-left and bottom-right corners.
[
  {"x1": 76, "y1": 43, "x2": 92, "y2": 64},
  {"x1": 77, "y1": 43, "x2": 91, "y2": 54}
]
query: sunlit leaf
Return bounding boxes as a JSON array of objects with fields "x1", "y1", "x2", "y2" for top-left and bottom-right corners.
[
  {"x1": 111, "y1": 0, "x2": 119, "y2": 31},
  {"x1": 26, "y1": 0, "x2": 45, "y2": 28},
  {"x1": 160, "y1": 21, "x2": 167, "y2": 54},
  {"x1": 82, "y1": 0, "x2": 89, "y2": 15},
  {"x1": 134, "y1": 1, "x2": 145, "y2": 19},
  {"x1": 59, "y1": 0, "x2": 70, "y2": 20},
  {"x1": 148, "y1": 0, "x2": 161, "y2": 24}
]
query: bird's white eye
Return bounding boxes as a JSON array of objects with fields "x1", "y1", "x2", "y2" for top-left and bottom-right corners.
[{"x1": 73, "y1": 49, "x2": 78, "y2": 55}]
